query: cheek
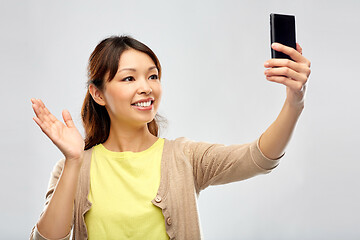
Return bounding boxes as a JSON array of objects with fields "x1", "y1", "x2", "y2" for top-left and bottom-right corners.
[
  {"x1": 153, "y1": 84, "x2": 162, "y2": 107},
  {"x1": 104, "y1": 87, "x2": 131, "y2": 110},
  {"x1": 153, "y1": 82, "x2": 162, "y2": 98}
]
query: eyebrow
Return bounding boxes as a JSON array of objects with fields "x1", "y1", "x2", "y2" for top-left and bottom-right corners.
[{"x1": 118, "y1": 66, "x2": 157, "y2": 73}]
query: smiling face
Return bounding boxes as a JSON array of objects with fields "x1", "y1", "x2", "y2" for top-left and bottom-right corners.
[{"x1": 94, "y1": 48, "x2": 162, "y2": 129}]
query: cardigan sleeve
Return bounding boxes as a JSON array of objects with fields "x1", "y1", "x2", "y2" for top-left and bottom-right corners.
[
  {"x1": 182, "y1": 137, "x2": 282, "y2": 192},
  {"x1": 30, "y1": 159, "x2": 72, "y2": 240}
]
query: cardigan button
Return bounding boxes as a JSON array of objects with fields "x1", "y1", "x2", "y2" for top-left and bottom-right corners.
[
  {"x1": 166, "y1": 217, "x2": 172, "y2": 225},
  {"x1": 155, "y1": 195, "x2": 162, "y2": 203}
]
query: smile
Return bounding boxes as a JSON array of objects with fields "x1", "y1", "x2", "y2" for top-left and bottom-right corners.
[
  {"x1": 131, "y1": 98, "x2": 154, "y2": 111},
  {"x1": 133, "y1": 100, "x2": 152, "y2": 107}
]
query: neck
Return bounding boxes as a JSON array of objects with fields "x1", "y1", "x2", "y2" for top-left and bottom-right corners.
[{"x1": 103, "y1": 122, "x2": 158, "y2": 152}]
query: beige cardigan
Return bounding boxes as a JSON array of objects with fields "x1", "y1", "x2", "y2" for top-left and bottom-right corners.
[{"x1": 30, "y1": 137, "x2": 281, "y2": 240}]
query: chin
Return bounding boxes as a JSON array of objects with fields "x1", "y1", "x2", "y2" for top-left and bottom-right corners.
[{"x1": 132, "y1": 115, "x2": 157, "y2": 126}]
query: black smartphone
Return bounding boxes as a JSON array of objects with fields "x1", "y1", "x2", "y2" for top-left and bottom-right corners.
[{"x1": 270, "y1": 13, "x2": 296, "y2": 60}]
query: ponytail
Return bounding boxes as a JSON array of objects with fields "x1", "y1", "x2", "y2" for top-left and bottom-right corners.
[{"x1": 81, "y1": 91, "x2": 110, "y2": 150}]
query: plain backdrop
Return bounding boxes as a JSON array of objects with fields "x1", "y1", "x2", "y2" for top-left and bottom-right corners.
[{"x1": 1, "y1": 0, "x2": 359, "y2": 239}]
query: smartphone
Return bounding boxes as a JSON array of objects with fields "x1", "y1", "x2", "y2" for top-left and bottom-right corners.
[{"x1": 270, "y1": 13, "x2": 296, "y2": 60}]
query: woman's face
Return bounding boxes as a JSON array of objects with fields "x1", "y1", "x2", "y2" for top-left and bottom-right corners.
[{"x1": 101, "y1": 48, "x2": 162, "y2": 128}]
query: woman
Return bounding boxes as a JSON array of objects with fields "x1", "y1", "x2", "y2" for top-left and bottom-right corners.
[{"x1": 30, "y1": 36, "x2": 311, "y2": 239}]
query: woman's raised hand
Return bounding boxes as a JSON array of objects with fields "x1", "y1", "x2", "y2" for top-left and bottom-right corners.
[
  {"x1": 31, "y1": 99, "x2": 85, "y2": 164},
  {"x1": 264, "y1": 43, "x2": 311, "y2": 108}
]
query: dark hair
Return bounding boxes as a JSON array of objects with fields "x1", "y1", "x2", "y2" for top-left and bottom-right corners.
[{"x1": 81, "y1": 35, "x2": 162, "y2": 150}]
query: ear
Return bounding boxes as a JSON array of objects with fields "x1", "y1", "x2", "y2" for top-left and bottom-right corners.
[{"x1": 89, "y1": 84, "x2": 106, "y2": 106}]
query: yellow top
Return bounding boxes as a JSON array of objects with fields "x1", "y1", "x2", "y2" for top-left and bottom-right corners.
[{"x1": 84, "y1": 138, "x2": 169, "y2": 240}]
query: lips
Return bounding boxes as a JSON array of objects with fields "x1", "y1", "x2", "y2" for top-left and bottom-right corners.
[
  {"x1": 131, "y1": 98, "x2": 154, "y2": 110},
  {"x1": 131, "y1": 98, "x2": 154, "y2": 105}
]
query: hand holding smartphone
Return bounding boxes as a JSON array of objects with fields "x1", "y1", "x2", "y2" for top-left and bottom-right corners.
[{"x1": 270, "y1": 13, "x2": 296, "y2": 60}]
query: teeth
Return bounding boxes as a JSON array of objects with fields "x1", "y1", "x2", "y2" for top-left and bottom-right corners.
[{"x1": 134, "y1": 100, "x2": 152, "y2": 107}]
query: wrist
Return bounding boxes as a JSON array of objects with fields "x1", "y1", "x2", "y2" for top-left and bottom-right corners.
[
  {"x1": 64, "y1": 155, "x2": 84, "y2": 169},
  {"x1": 284, "y1": 98, "x2": 304, "y2": 114}
]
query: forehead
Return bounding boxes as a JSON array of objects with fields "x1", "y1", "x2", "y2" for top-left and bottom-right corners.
[{"x1": 118, "y1": 48, "x2": 156, "y2": 68}]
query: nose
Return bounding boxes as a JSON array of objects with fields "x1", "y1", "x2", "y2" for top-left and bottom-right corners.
[{"x1": 137, "y1": 78, "x2": 152, "y2": 95}]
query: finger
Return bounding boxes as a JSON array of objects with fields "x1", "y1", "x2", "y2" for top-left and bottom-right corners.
[
  {"x1": 33, "y1": 116, "x2": 52, "y2": 137},
  {"x1": 266, "y1": 76, "x2": 304, "y2": 92},
  {"x1": 32, "y1": 102, "x2": 56, "y2": 127},
  {"x1": 33, "y1": 116, "x2": 43, "y2": 128},
  {"x1": 264, "y1": 58, "x2": 307, "y2": 73},
  {"x1": 32, "y1": 105, "x2": 52, "y2": 130},
  {"x1": 264, "y1": 59, "x2": 311, "y2": 77},
  {"x1": 272, "y1": 43, "x2": 309, "y2": 65},
  {"x1": 37, "y1": 99, "x2": 51, "y2": 118},
  {"x1": 38, "y1": 99, "x2": 46, "y2": 108},
  {"x1": 31, "y1": 98, "x2": 41, "y2": 114},
  {"x1": 47, "y1": 110, "x2": 58, "y2": 123},
  {"x1": 62, "y1": 110, "x2": 75, "y2": 128},
  {"x1": 34, "y1": 99, "x2": 58, "y2": 124},
  {"x1": 33, "y1": 103, "x2": 49, "y2": 122},
  {"x1": 265, "y1": 67, "x2": 307, "y2": 83},
  {"x1": 32, "y1": 99, "x2": 45, "y2": 116},
  {"x1": 33, "y1": 116, "x2": 61, "y2": 143},
  {"x1": 296, "y1": 43, "x2": 302, "y2": 55},
  {"x1": 32, "y1": 102, "x2": 44, "y2": 119}
]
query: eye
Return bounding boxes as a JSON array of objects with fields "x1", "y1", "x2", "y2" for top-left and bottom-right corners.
[
  {"x1": 122, "y1": 76, "x2": 134, "y2": 82},
  {"x1": 149, "y1": 74, "x2": 159, "y2": 80}
]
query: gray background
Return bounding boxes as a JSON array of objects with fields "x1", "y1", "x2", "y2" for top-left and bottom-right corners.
[{"x1": 1, "y1": 0, "x2": 359, "y2": 239}]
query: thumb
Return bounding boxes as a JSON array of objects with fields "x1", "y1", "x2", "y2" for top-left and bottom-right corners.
[{"x1": 62, "y1": 109, "x2": 75, "y2": 128}]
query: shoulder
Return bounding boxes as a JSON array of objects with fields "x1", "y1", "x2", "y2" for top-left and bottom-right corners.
[
  {"x1": 164, "y1": 137, "x2": 192, "y2": 146},
  {"x1": 163, "y1": 137, "x2": 195, "y2": 151},
  {"x1": 163, "y1": 137, "x2": 220, "y2": 157},
  {"x1": 164, "y1": 136, "x2": 191, "y2": 143},
  {"x1": 162, "y1": 137, "x2": 193, "y2": 161}
]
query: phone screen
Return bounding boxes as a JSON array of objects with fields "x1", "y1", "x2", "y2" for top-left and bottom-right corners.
[{"x1": 270, "y1": 13, "x2": 296, "y2": 60}]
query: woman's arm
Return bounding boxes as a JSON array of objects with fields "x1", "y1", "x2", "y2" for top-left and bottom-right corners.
[
  {"x1": 259, "y1": 43, "x2": 311, "y2": 159},
  {"x1": 35, "y1": 160, "x2": 82, "y2": 239},
  {"x1": 31, "y1": 99, "x2": 85, "y2": 239}
]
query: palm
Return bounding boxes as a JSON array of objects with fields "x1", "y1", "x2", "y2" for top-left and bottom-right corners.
[{"x1": 31, "y1": 99, "x2": 85, "y2": 160}]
